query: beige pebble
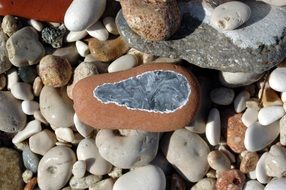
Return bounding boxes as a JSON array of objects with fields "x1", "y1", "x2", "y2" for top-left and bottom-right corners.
[
  {"x1": 207, "y1": 150, "x2": 231, "y2": 171},
  {"x1": 32, "y1": 77, "x2": 43, "y2": 97},
  {"x1": 87, "y1": 21, "x2": 109, "y2": 41},
  {"x1": 103, "y1": 17, "x2": 119, "y2": 35},
  {"x1": 191, "y1": 178, "x2": 216, "y2": 190},
  {"x1": 69, "y1": 175, "x2": 102, "y2": 189},
  {"x1": 7, "y1": 68, "x2": 18, "y2": 90},
  {"x1": 265, "y1": 145, "x2": 286, "y2": 178},
  {"x1": 55, "y1": 128, "x2": 75, "y2": 143},
  {"x1": 52, "y1": 45, "x2": 80, "y2": 66},
  {"x1": 33, "y1": 110, "x2": 48, "y2": 125},
  {"x1": 240, "y1": 151, "x2": 259, "y2": 173},
  {"x1": 22, "y1": 169, "x2": 33, "y2": 184},
  {"x1": 76, "y1": 40, "x2": 90, "y2": 57},
  {"x1": 108, "y1": 54, "x2": 138, "y2": 73},
  {"x1": 89, "y1": 178, "x2": 114, "y2": 190},
  {"x1": 72, "y1": 160, "x2": 86, "y2": 179},
  {"x1": 29, "y1": 129, "x2": 57, "y2": 155},
  {"x1": 21, "y1": 100, "x2": 39, "y2": 115},
  {"x1": 65, "y1": 30, "x2": 88, "y2": 42},
  {"x1": 12, "y1": 120, "x2": 41, "y2": 144},
  {"x1": 1, "y1": 15, "x2": 18, "y2": 36},
  {"x1": 11, "y1": 82, "x2": 34, "y2": 100},
  {"x1": 29, "y1": 19, "x2": 44, "y2": 32}
]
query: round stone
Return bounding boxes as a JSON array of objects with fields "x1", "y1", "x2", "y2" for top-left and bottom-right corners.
[
  {"x1": 269, "y1": 67, "x2": 286, "y2": 92},
  {"x1": 72, "y1": 160, "x2": 86, "y2": 178},
  {"x1": 108, "y1": 54, "x2": 138, "y2": 73},
  {"x1": 103, "y1": 17, "x2": 119, "y2": 35},
  {"x1": 29, "y1": 129, "x2": 57, "y2": 155},
  {"x1": 210, "y1": 87, "x2": 235, "y2": 105},
  {"x1": 87, "y1": 21, "x2": 109, "y2": 41},
  {"x1": 0, "y1": 30, "x2": 12, "y2": 74},
  {"x1": 205, "y1": 108, "x2": 221, "y2": 146},
  {"x1": 265, "y1": 145, "x2": 286, "y2": 178},
  {"x1": 219, "y1": 71, "x2": 263, "y2": 87},
  {"x1": 243, "y1": 180, "x2": 264, "y2": 190},
  {"x1": 207, "y1": 150, "x2": 231, "y2": 171},
  {"x1": 18, "y1": 66, "x2": 37, "y2": 83},
  {"x1": 240, "y1": 152, "x2": 259, "y2": 173},
  {"x1": 258, "y1": 106, "x2": 285, "y2": 126},
  {"x1": 256, "y1": 152, "x2": 271, "y2": 184}
]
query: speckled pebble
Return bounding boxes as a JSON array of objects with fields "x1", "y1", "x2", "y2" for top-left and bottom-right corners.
[
  {"x1": 22, "y1": 148, "x2": 40, "y2": 173},
  {"x1": 1, "y1": 15, "x2": 19, "y2": 36},
  {"x1": 0, "y1": 30, "x2": 12, "y2": 74},
  {"x1": 41, "y1": 25, "x2": 66, "y2": 48},
  {"x1": 240, "y1": 152, "x2": 259, "y2": 173},
  {"x1": 216, "y1": 169, "x2": 246, "y2": 190},
  {"x1": 22, "y1": 169, "x2": 33, "y2": 183}
]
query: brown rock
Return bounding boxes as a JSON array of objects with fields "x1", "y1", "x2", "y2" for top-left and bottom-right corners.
[
  {"x1": 88, "y1": 36, "x2": 129, "y2": 62},
  {"x1": 262, "y1": 88, "x2": 283, "y2": 107},
  {"x1": 73, "y1": 63, "x2": 200, "y2": 132},
  {"x1": 216, "y1": 170, "x2": 246, "y2": 190},
  {"x1": 120, "y1": 0, "x2": 181, "y2": 41},
  {"x1": 24, "y1": 177, "x2": 37, "y2": 190},
  {"x1": 240, "y1": 152, "x2": 259, "y2": 173}
]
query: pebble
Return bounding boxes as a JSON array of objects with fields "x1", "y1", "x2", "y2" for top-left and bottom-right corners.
[
  {"x1": 7, "y1": 68, "x2": 18, "y2": 90},
  {"x1": 41, "y1": 25, "x2": 66, "y2": 48},
  {"x1": 40, "y1": 86, "x2": 74, "y2": 128},
  {"x1": 207, "y1": 150, "x2": 231, "y2": 171},
  {"x1": 73, "y1": 114, "x2": 94, "y2": 138},
  {"x1": 77, "y1": 138, "x2": 112, "y2": 175},
  {"x1": 242, "y1": 107, "x2": 259, "y2": 127},
  {"x1": 243, "y1": 180, "x2": 264, "y2": 190},
  {"x1": 38, "y1": 146, "x2": 76, "y2": 190},
  {"x1": 205, "y1": 108, "x2": 221, "y2": 146},
  {"x1": 22, "y1": 148, "x2": 40, "y2": 173},
  {"x1": 33, "y1": 110, "x2": 48, "y2": 125},
  {"x1": 76, "y1": 40, "x2": 90, "y2": 57},
  {"x1": 255, "y1": 152, "x2": 271, "y2": 184},
  {"x1": 96, "y1": 129, "x2": 159, "y2": 168},
  {"x1": 0, "y1": 30, "x2": 12, "y2": 74},
  {"x1": 260, "y1": 0, "x2": 286, "y2": 7},
  {"x1": 12, "y1": 120, "x2": 42, "y2": 144},
  {"x1": 108, "y1": 54, "x2": 138, "y2": 73},
  {"x1": 1, "y1": 15, "x2": 19, "y2": 36},
  {"x1": 29, "y1": 129, "x2": 57, "y2": 155},
  {"x1": 39, "y1": 55, "x2": 72, "y2": 87},
  {"x1": 262, "y1": 88, "x2": 283, "y2": 107},
  {"x1": 211, "y1": 1, "x2": 251, "y2": 30},
  {"x1": 21, "y1": 100, "x2": 39, "y2": 115},
  {"x1": 269, "y1": 67, "x2": 286, "y2": 92},
  {"x1": 234, "y1": 91, "x2": 250, "y2": 113},
  {"x1": 88, "y1": 36, "x2": 130, "y2": 62},
  {"x1": 11, "y1": 82, "x2": 34, "y2": 100},
  {"x1": 245, "y1": 122, "x2": 280, "y2": 152},
  {"x1": 219, "y1": 71, "x2": 263, "y2": 87},
  {"x1": 65, "y1": 30, "x2": 88, "y2": 42},
  {"x1": 210, "y1": 87, "x2": 235, "y2": 105},
  {"x1": 89, "y1": 178, "x2": 114, "y2": 190},
  {"x1": 191, "y1": 178, "x2": 216, "y2": 190},
  {"x1": 22, "y1": 169, "x2": 33, "y2": 183},
  {"x1": 258, "y1": 106, "x2": 285, "y2": 125},
  {"x1": 72, "y1": 160, "x2": 86, "y2": 179},
  {"x1": 265, "y1": 178, "x2": 286, "y2": 190},
  {"x1": 6, "y1": 27, "x2": 45, "y2": 67},
  {"x1": 218, "y1": 145, "x2": 236, "y2": 163},
  {"x1": 69, "y1": 175, "x2": 102, "y2": 189},
  {"x1": 103, "y1": 17, "x2": 119, "y2": 35},
  {"x1": 265, "y1": 145, "x2": 286, "y2": 178},
  {"x1": 87, "y1": 21, "x2": 109, "y2": 41},
  {"x1": 216, "y1": 169, "x2": 246, "y2": 190},
  {"x1": 0, "y1": 91, "x2": 26, "y2": 133},
  {"x1": 108, "y1": 167, "x2": 122, "y2": 179},
  {"x1": 55, "y1": 127, "x2": 75, "y2": 143},
  {"x1": 162, "y1": 129, "x2": 210, "y2": 182},
  {"x1": 18, "y1": 66, "x2": 37, "y2": 83},
  {"x1": 24, "y1": 177, "x2": 37, "y2": 190},
  {"x1": 280, "y1": 115, "x2": 286, "y2": 145},
  {"x1": 64, "y1": 0, "x2": 107, "y2": 31},
  {"x1": 0, "y1": 74, "x2": 6, "y2": 90},
  {"x1": 52, "y1": 45, "x2": 80, "y2": 66},
  {"x1": 29, "y1": 19, "x2": 44, "y2": 32},
  {"x1": 113, "y1": 165, "x2": 165, "y2": 190},
  {"x1": 240, "y1": 152, "x2": 259, "y2": 173}
]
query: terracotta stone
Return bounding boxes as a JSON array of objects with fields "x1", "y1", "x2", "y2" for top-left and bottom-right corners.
[
  {"x1": 88, "y1": 36, "x2": 129, "y2": 62},
  {"x1": 0, "y1": 0, "x2": 72, "y2": 22},
  {"x1": 216, "y1": 170, "x2": 246, "y2": 190},
  {"x1": 240, "y1": 152, "x2": 259, "y2": 173},
  {"x1": 73, "y1": 63, "x2": 200, "y2": 132},
  {"x1": 24, "y1": 177, "x2": 37, "y2": 190},
  {"x1": 120, "y1": 0, "x2": 181, "y2": 41}
]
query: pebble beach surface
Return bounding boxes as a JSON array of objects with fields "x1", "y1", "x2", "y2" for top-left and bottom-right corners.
[{"x1": 0, "y1": 0, "x2": 286, "y2": 190}]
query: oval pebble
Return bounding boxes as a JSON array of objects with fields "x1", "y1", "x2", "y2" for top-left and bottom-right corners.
[
  {"x1": 265, "y1": 145, "x2": 286, "y2": 178},
  {"x1": 21, "y1": 100, "x2": 39, "y2": 115},
  {"x1": 219, "y1": 71, "x2": 263, "y2": 87},
  {"x1": 29, "y1": 19, "x2": 44, "y2": 32},
  {"x1": 22, "y1": 148, "x2": 40, "y2": 173},
  {"x1": 7, "y1": 68, "x2": 19, "y2": 90},
  {"x1": 205, "y1": 108, "x2": 221, "y2": 146},
  {"x1": 113, "y1": 165, "x2": 165, "y2": 190},
  {"x1": 256, "y1": 152, "x2": 271, "y2": 184},
  {"x1": 108, "y1": 54, "x2": 138, "y2": 73},
  {"x1": 74, "y1": 113, "x2": 94, "y2": 138},
  {"x1": 258, "y1": 106, "x2": 285, "y2": 125},
  {"x1": 211, "y1": 1, "x2": 251, "y2": 30},
  {"x1": 65, "y1": 30, "x2": 88, "y2": 42},
  {"x1": 87, "y1": 21, "x2": 109, "y2": 41},
  {"x1": 103, "y1": 17, "x2": 119, "y2": 35},
  {"x1": 29, "y1": 129, "x2": 57, "y2": 155},
  {"x1": 11, "y1": 82, "x2": 34, "y2": 100},
  {"x1": 265, "y1": 178, "x2": 286, "y2": 190},
  {"x1": 242, "y1": 107, "x2": 258, "y2": 127},
  {"x1": 260, "y1": 0, "x2": 286, "y2": 7},
  {"x1": 210, "y1": 87, "x2": 235, "y2": 105},
  {"x1": 243, "y1": 180, "x2": 264, "y2": 190},
  {"x1": 234, "y1": 90, "x2": 250, "y2": 113},
  {"x1": 12, "y1": 120, "x2": 41, "y2": 144},
  {"x1": 269, "y1": 67, "x2": 286, "y2": 92},
  {"x1": 72, "y1": 160, "x2": 86, "y2": 178},
  {"x1": 76, "y1": 40, "x2": 90, "y2": 57},
  {"x1": 89, "y1": 178, "x2": 114, "y2": 190},
  {"x1": 55, "y1": 127, "x2": 75, "y2": 143},
  {"x1": 207, "y1": 150, "x2": 231, "y2": 171}
]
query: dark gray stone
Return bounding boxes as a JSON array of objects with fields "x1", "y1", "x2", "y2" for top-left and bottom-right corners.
[
  {"x1": 116, "y1": 1, "x2": 286, "y2": 73},
  {"x1": 18, "y1": 65, "x2": 37, "y2": 83},
  {"x1": 41, "y1": 25, "x2": 66, "y2": 48}
]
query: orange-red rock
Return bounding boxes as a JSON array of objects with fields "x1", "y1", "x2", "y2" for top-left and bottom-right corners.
[
  {"x1": 73, "y1": 63, "x2": 200, "y2": 132},
  {"x1": 216, "y1": 170, "x2": 246, "y2": 190},
  {"x1": 0, "y1": 0, "x2": 72, "y2": 22}
]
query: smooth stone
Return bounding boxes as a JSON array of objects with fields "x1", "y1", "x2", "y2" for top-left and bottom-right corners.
[
  {"x1": 12, "y1": 120, "x2": 41, "y2": 144},
  {"x1": 211, "y1": 1, "x2": 251, "y2": 30},
  {"x1": 70, "y1": 175, "x2": 101, "y2": 189},
  {"x1": 207, "y1": 150, "x2": 231, "y2": 171},
  {"x1": 55, "y1": 127, "x2": 75, "y2": 143},
  {"x1": 76, "y1": 40, "x2": 90, "y2": 57},
  {"x1": 248, "y1": 170, "x2": 257, "y2": 180},
  {"x1": 84, "y1": 54, "x2": 109, "y2": 73},
  {"x1": 0, "y1": 74, "x2": 6, "y2": 90},
  {"x1": 113, "y1": 165, "x2": 166, "y2": 190},
  {"x1": 280, "y1": 115, "x2": 286, "y2": 145},
  {"x1": 77, "y1": 138, "x2": 112, "y2": 175},
  {"x1": 240, "y1": 152, "x2": 259, "y2": 173},
  {"x1": 242, "y1": 107, "x2": 259, "y2": 127},
  {"x1": 210, "y1": 87, "x2": 235, "y2": 105},
  {"x1": 260, "y1": 0, "x2": 286, "y2": 6},
  {"x1": 52, "y1": 45, "x2": 80, "y2": 66},
  {"x1": 108, "y1": 54, "x2": 138, "y2": 73},
  {"x1": 65, "y1": 30, "x2": 88, "y2": 42},
  {"x1": 265, "y1": 145, "x2": 286, "y2": 178},
  {"x1": 216, "y1": 169, "x2": 246, "y2": 190},
  {"x1": 265, "y1": 178, "x2": 286, "y2": 190},
  {"x1": 0, "y1": 30, "x2": 12, "y2": 74},
  {"x1": 40, "y1": 86, "x2": 74, "y2": 128},
  {"x1": 22, "y1": 148, "x2": 40, "y2": 173},
  {"x1": 18, "y1": 65, "x2": 37, "y2": 83},
  {"x1": 269, "y1": 67, "x2": 286, "y2": 92},
  {"x1": 7, "y1": 67, "x2": 18, "y2": 90},
  {"x1": 258, "y1": 106, "x2": 285, "y2": 125},
  {"x1": 74, "y1": 114, "x2": 94, "y2": 138},
  {"x1": 96, "y1": 129, "x2": 159, "y2": 168},
  {"x1": 87, "y1": 21, "x2": 109, "y2": 41},
  {"x1": 72, "y1": 160, "x2": 86, "y2": 178},
  {"x1": 234, "y1": 91, "x2": 250, "y2": 113},
  {"x1": 0, "y1": 91, "x2": 27, "y2": 133},
  {"x1": 243, "y1": 180, "x2": 264, "y2": 190},
  {"x1": 64, "y1": 0, "x2": 106, "y2": 31},
  {"x1": 256, "y1": 152, "x2": 271, "y2": 184},
  {"x1": 219, "y1": 71, "x2": 263, "y2": 87},
  {"x1": 21, "y1": 100, "x2": 39, "y2": 115},
  {"x1": 0, "y1": 148, "x2": 23, "y2": 189},
  {"x1": 103, "y1": 17, "x2": 119, "y2": 35},
  {"x1": 245, "y1": 122, "x2": 280, "y2": 152},
  {"x1": 191, "y1": 178, "x2": 216, "y2": 190},
  {"x1": 29, "y1": 19, "x2": 44, "y2": 32},
  {"x1": 281, "y1": 92, "x2": 286, "y2": 102},
  {"x1": 89, "y1": 178, "x2": 114, "y2": 190},
  {"x1": 29, "y1": 129, "x2": 57, "y2": 155},
  {"x1": 205, "y1": 108, "x2": 221, "y2": 146},
  {"x1": 1, "y1": 15, "x2": 19, "y2": 36},
  {"x1": 22, "y1": 169, "x2": 33, "y2": 183},
  {"x1": 38, "y1": 146, "x2": 76, "y2": 190},
  {"x1": 6, "y1": 27, "x2": 45, "y2": 67},
  {"x1": 33, "y1": 110, "x2": 48, "y2": 125},
  {"x1": 162, "y1": 129, "x2": 210, "y2": 182},
  {"x1": 218, "y1": 145, "x2": 236, "y2": 163},
  {"x1": 11, "y1": 82, "x2": 34, "y2": 100},
  {"x1": 262, "y1": 88, "x2": 283, "y2": 107}
]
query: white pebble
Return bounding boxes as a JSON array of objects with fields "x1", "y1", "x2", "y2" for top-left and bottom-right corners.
[
  {"x1": 243, "y1": 180, "x2": 264, "y2": 190},
  {"x1": 205, "y1": 108, "x2": 221, "y2": 146},
  {"x1": 11, "y1": 82, "x2": 34, "y2": 100},
  {"x1": 260, "y1": 0, "x2": 286, "y2": 7},
  {"x1": 281, "y1": 92, "x2": 286, "y2": 102},
  {"x1": 265, "y1": 178, "x2": 286, "y2": 190},
  {"x1": 12, "y1": 120, "x2": 42, "y2": 144},
  {"x1": 29, "y1": 19, "x2": 44, "y2": 32},
  {"x1": 21, "y1": 100, "x2": 39, "y2": 115},
  {"x1": 66, "y1": 30, "x2": 88, "y2": 42},
  {"x1": 87, "y1": 21, "x2": 109, "y2": 41},
  {"x1": 29, "y1": 129, "x2": 57, "y2": 155},
  {"x1": 233, "y1": 91, "x2": 250, "y2": 113},
  {"x1": 55, "y1": 127, "x2": 75, "y2": 143},
  {"x1": 72, "y1": 160, "x2": 86, "y2": 179},
  {"x1": 76, "y1": 41, "x2": 89, "y2": 57},
  {"x1": 258, "y1": 106, "x2": 285, "y2": 125},
  {"x1": 242, "y1": 108, "x2": 259, "y2": 127},
  {"x1": 108, "y1": 54, "x2": 138, "y2": 73},
  {"x1": 248, "y1": 170, "x2": 257, "y2": 180},
  {"x1": 256, "y1": 152, "x2": 271, "y2": 184},
  {"x1": 269, "y1": 67, "x2": 286, "y2": 92},
  {"x1": 74, "y1": 113, "x2": 94, "y2": 138},
  {"x1": 103, "y1": 17, "x2": 119, "y2": 35},
  {"x1": 7, "y1": 68, "x2": 18, "y2": 90},
  {"x1": 210, "y1": 87, "x2": 235, "y2": 105}
]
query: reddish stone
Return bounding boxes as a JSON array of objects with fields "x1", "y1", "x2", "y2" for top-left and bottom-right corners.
[
  {"x1": 0, "y1": 0, "x2": 72, "y2": 22},
  {"x1": 216, "y1": 170, "x2": 246, "y2": 190},
  {"x1": 24, "y1": 177, "x2": 37, "y2": 190}
]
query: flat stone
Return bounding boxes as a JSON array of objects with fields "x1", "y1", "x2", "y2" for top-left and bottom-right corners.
[{"x1": 116, "y1": 1, "x2": 286, "y2": 73}]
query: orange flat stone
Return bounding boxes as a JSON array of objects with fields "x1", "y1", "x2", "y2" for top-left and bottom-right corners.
[{"x1": 0, "y1": 0, "x2": 72, "y2": 22}]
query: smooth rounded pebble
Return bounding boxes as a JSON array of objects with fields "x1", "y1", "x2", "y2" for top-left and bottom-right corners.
[
  {"x1": 260, "y1": 0, "x2": 286, "y2": 7},
  {"x1": 205, "y1": 108, "x2": 221, "y2": 146},
  {"x1": 89, "y1": 178, "x2": 114, "y2": 190},
  {"x1": 269, "y1": 67, "x2": 286, "y2": 92},
  {"x1": 96, "y1": 129, "x2": 160, "y2": 168},
  {"x1": 29, "y1": 129, "x2": 57, "y2": 155},
  {"x1": 21, "y1": 100, "x2": 39, "y2": 115},
  {"x1": 33, "y1": 76, "x2": 43, "y2": 97},
  {"x1": 256, "y1": 152, "x2": 271, "y2": 184},
  {"x1": 72, "y1": 160, "x2": 86, "y2": 178},
  {"x1": 207, "y1": 150, "x2": 231, "y2": 171},
  {"x1": 65, "y1": 30, "x2": 88, "y2": 42},
  {"x1": 29, "y1": 19, "x2": 44, "y2": 32},
  {"x1": 38, "y1": 146, "x2": 76, "y2": 190},
  {"x1": 103, "y1": 17, "x2": 119, "y2": 35},
  {"x1": 244, "y1": 122, "x2": 280, "y2": 152},
  {"x1": 108, "y1": 54, "x2": 138, "y2": 73},
  {"x1": 77, "y1": 138, "x2": 112, "y2": 175},
  {"x1": 113, "y1": 165, "x2": 166, "y2": 190},
  {"x1": 243, "y1": 180, "x2": 264, "y2": 190},
  {"x1": 258, "y1": 106, "x2": 285, "y2": 125},
  {"x1": 162, "y1": 129, "x2": 210, "y2": 182},
  {"x1": 210, "y1": 87, "x2": 235, "y2": 105},
  {"x1": 52, "y1": 45, "x2": 80, "y2": 66},
  {"x1": 242, "y1": 107, "x2": 258, "y2": 127},
  {"x1": 64, "y1": 0, "x2": 106, "y2": 31},
  {"x1": 22, "y1": 148, "x2": 40, "y2": 173},
  {"x1": 234, "y1": 91, "x2": 250, "y2": 113},
  {"x1": 211, "y1": 1, "x2": 251, "y2": 30},
  {"x1": 280, "y1": 115, "x2": 286, "y2": 145},
  {"x1": 265, "y1": 145, "x2": 286, "y2": 178},
  {"x1": 11, "y1": 82, "x2": 34, "y2": 100},
  {"x1": 12, "y1": 120, "x2": 41, "y2": 144},
  {"x1": 7, "y1": 68, "x2": 18, "y2": 90},
  {"x1": 74, "y1": 113, "x2": 94, "y2": 138},
  {"x1": 191, "y1": 178, "x2": 216, "y2": 190},
  {"x1": 76, "y1": 41, "x2": 90, "y2": 57},
  {"x1": 219, "y1": 71, "x2": 262, "y2": 87},
  {"x1": 265, "y1": 178, "x2": 286, "y2": 190},
  {"x1": 87, "y1": 21, "x2": 109, "y2": 41},
  {"x1": 55, "y1": 127, "x2": 75, "y2": 143}
]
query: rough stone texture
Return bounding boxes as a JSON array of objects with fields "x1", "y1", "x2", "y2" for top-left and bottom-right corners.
[
  {"x1": 0, "y1": 30, "x2": 12, "y2": 74},
  {"x1": 0, "y1": 148, "x2": 23, "y2": 190},
  {"x1": 116, "y1": 1, "x2": 286, "y2": 73}
]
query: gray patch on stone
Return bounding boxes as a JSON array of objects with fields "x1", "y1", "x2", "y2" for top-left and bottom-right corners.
[
  {"x1": 93, "y1": 70, "x2": 191, "y2": 113},
  {"x1": 116, "y1": 0, "x2": 286, "y2": 73}
]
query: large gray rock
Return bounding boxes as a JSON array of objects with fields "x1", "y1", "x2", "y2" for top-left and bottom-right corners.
[{"x1": 116, "y1": 0, "x2": 286, "y2": 73}]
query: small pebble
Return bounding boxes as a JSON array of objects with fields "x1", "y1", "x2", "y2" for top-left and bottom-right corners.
[
  {"x1": 265, "y1": 178, "x2": 286, "y2": 190},
  {"x1": 216, "y1": 169, "x2": 246, "y2": 190},
  {"x1": 74, "y1": 113, "x2": 94, "y2": 138},
  {"x1": 32, "y1": 77, "x2": 43, "y2": 97},
  {"x1": 258, "y1": 106, "x2": 285, "y2": 125},
  {"x1": 269, "y1": 67, "x2": 286, "y2": 92},
  {"x1": 191, "y1": 178, "x2": 216, "y2": 190},
  {"x1": 243, "y1": 180, "x2": 264, "y2": 190},
  {"x1": 108, "y1": 167, "x2": 123, "y2": 179},
  {"x1": 1, "y1": 15, "x2": 19, "y2": 36},
  {"x1": 103, "y1": 17, "x2": 119, "y2": 35},
  {"x1": 29, "y1": 19, "x2": 44, "y2": 32},
  {"x1": 55, "y1": 127, "x2": 75, "y2": 143},
  {"x1": 21, "y1": 100, "x2": 39, "y2": 115},
  {"x1": 89, "y1": 178, "x2": 114, "y2": 190},
  {"x1": 0, "y1": 74, "x2": 7, "y2": 90},
  {"x1": 22, "y1": 169, "x2": 33, "y2": 183},
  {"x1": 207, "y1": 150, "x2": 231, "y2": 171},
  {"x1": 234, "y1": 90, "x2": 250, "y2": 113},
  {"x1": 41, "y1": 25, "x2": 66, "y2": 48},
  {"x1": 205, "y1": 108, "x2": 221, "y2": 146},
  {"x1": 262, "y1": 88, "x2": 283, "y2": 107},
  {"x1": 22, "y1": 148, "x2": 40, "y2": 173},
  {"x1": 219, "y1": 71, "x2": 263, "y2": 88},
  {"x1": 29, "y1": 129, "x2": 57, "y2": 155},
  {"x1": 242, "y1": 107, "x2": 259, "y2": 127},
  {"x1": 218, "y1": 145, "x2": 236, "y2": 163},
  {"x1": 108, "y1": 54, "x2": 138, "y2": 73},
  {"x1": 280, "y1": 115, "x2": 286, "y2": 145},
  {"x1": 240, "y1": 152, "x2": 259, "y2": 173},
  {"x1": 11, "y1": 82, "x2": 34, "y2": 100},
  {"x1": 52, "y1": 45, "x2": 80, "y2": 66},
  {"x1": 65, "y1": 30, "x2": 88, "y2": 42},
  {"x1": 255, "y1": 152, "x2": 271, "y2": 184},
  {"x1": 265, "y1": 145, "x2": 286, "y2": 178},
  {"x1": 18, "y1": 66, "x2": 37, "y2": 83},
  {"x1": 76, "y1": 40, "x2": 90, "y2": 57},
  {"x1": 72, "y1": 160, "x2": 86, "y2": 179},
  {"x1": 87, "y1": 21, "x2": 109, "y2": 41},
  {"x1": 210, "y1": 87, "x2": 235, "y2": 105},
  {"x1": 12, "y1": 120, "x2": 41, "y2": 144},
  {"x1": 70, "y1": 175, "x2": 102, "y2": 189},
  {"x1": 7, "y1": 68, "x2": 19, "y2": 90}
]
